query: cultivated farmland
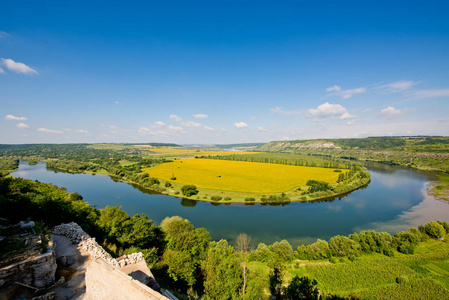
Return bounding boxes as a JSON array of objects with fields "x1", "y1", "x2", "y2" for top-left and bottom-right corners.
[{"x1": 142, "y1": 158, "x2": 344, "y2": 193}]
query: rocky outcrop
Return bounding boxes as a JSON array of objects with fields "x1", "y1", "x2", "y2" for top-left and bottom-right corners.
[
  {"x1": 0, "y1": 241, "x2": 56, "y2": 288},
  {"x1": 51, "y1": 222, "x2": 144, "y2": 268}
]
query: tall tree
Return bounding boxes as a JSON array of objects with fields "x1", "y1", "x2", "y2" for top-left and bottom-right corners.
[{"x1": 235, "y1": 233, "x2": 251, "y2": 297}]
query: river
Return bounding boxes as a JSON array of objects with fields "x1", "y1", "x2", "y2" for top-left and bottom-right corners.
[{"x1": 11, "y1": 161, "x2": 449, "y2": 247}]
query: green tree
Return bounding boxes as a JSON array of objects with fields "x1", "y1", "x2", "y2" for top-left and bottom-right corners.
[
  {"x1": 270, "y1": 240, "x2": 293, "y2": 261},
  {"x1": 251, "y1": 243, "x2": 273, "y2": 262},
  {"x1": 308, "y1": 239, "x2": 330, "y2": 260},
  {"x1": 423, "y1": 221, "x2": 446, "y2": 238},
  {"x1": 283, "y1": 275, "x2": 319, "y2": 300},
  {"x1": 269, "y1": 266, "x2": 283, "y2": 299},
  {"x1": 329, "y1": 235, "x2": 360, "y2": 257},
  {"x1": 160, "y1": 216, "x2": 211, "y2": 289},
  {"x1": 203, "y1": 240, "x2": 243, "y2": 299},
  {"x1": 181, "y1": 184, "x2": 199, "y2": 197},
  {"x1": 236, "y1": 233, "x2": 252, "y2": 297}
]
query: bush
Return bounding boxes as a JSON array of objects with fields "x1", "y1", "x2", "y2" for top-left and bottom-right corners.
[
  {"x1": 170, "y1": 176, "x2": 176, "y2": 180},
  {"x1": 211, "y1": 195, "x2": 222, "y2": 201},
  {"x1": 224, "y1": 197, "x2": 232, "y2": 201},
  {"x1": 396, "y1": 276, "x2": 408, "y2": 284},
  {"x1": 245, "y1": 197, "x2": 255, "y2": 202},
  {"x1": 423, "y1": 221, "x2": 446, "y2": 238},
  {"x1": 174, "y1": 191, "x2": 180, "y2": 195},
  {"x1": 181, "y1": 185, "x2": 199, "y2": 197},
  {"x1": 165, "y1": 181, "x2": 172, "y2": 187}
]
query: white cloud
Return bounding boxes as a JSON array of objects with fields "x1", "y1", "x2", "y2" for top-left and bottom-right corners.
[
  {"x1": 138, "y1": 121, "x2": 186, "y2": 137},
  {"x1": 326, "y1": 85, "x2": 366, "y2": 98},
  {"x1": 17, "y1": 123, "x2": 29, "y2": 128},
  {"x1": 412, "y1": 88, "x2": 449, "y2": 100},
  {"x1": 203, "y1": 126, "x2": 214, "y2": 131},
  {"x1": 114, "y1": 101, "x2": 120, "y2": 104},
  {"x1": 270, "y1": 107, "x2": 301, "y2": 115},
  {"x1": 234, "y1": 122, "x2": 248, "y2": 129},
  {"x1": 0, "y1": 67, "x2": 5, "y2": 74},
  {"x1": 5, "y1": 114, "x2": 27, "y2": 121},
  {"x1": 183, "y1": 120, "x2": 202, "y2": 128},
  {"x1": 1, "y1": 58, "x2": 38, "y2": 75},
  {"x1": 0, "y1": 31, "x2": 9, "y2": 38},
  {"x1": 377, "y1": 106, "x2": 407, "y2": 119},
  {"x1": 169, "y1": 114, "x2": 183, "y2": 122},
  {"x1": 193, "y1": 114, "x2": 208, "y2": 119},
  {"x1": 339, "y1": 87, "x2": 366, "y2": 99},
  {"x1": 326, "y1": 85, "x2": 341, "y2": 92},
  {"x1": 346, "y1": 120, "x2": 356, "y2": 126},
  {"x1": 381, "y1": 80, "x2": 417, "y2": 93},
  {"x1": 339, "y1": 112, "x2": 356, "y2": 120},
  {"x1": 37, "y1": 128, "x2": 63, "y2": 134},
  {"x1": 75, "y1": 129, "x2": 89, "y2": 133},
  {"x1": 308, "y1": 102, "x2": 355, "y2": 119}
]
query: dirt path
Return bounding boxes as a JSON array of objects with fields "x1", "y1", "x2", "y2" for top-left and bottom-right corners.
[{"x1": 50, "y1": 234, "x2": 90, "y2": 299}]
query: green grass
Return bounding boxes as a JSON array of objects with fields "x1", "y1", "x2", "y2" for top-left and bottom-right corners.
[{"x1": 283, "y1": 239, "x2": 449, "y2": 299}]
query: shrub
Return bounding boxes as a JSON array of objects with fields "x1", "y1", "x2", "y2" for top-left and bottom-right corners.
[
  {"x1": 181, "y1": 185, "x2": 199, "y2": 197},
  {"x1": 210, "y1": 195, "x2": 222, "y2": 201},
  {"x1": 224, "y1": 197, "x2": 232, "y2": 201},
  {"x1": 245, "y1": 197, "x2": 255, "y2": 202},
  {"x1": 396, "y1": 276, "x2": 408, "y2": 284},
  {"x1": 423, "y1": 221, "x2": 446, "y2": 238},
  {"x1": 165, "y1": 181, "x2": 172, "y2": 187},
  {"x1": 174, "y1": 191, "x2": 180, "y2": 195}
]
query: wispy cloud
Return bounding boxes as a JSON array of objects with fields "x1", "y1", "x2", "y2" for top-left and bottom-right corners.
[
  {"x1": 380, "y1": 80, "x2": 417, "y2": 93},
  {"x1": 0, "y1": 31, "x2": 9, "y2": 39},
  {"x1": 169, "y1": 114, "x2": 183, "y2": 122},
  {"x1": 327, "y1": 86, "x2": 366, "y2": 99},
  {"x1": 339, "y1": 87, "x2": 366, "y2": 99},
  {"x1": 308, "y1": 102, "x2": 355, "y2": 119},
  {"x1": 75, "y1": 129, "x2": 89, "y2": 133},
  {"x1": 17, "y1": 123, "x2": 29, "y2": 128},
  {"x1": 412, "y1": 88, "x2": 449, "y2": 100},
  {"x1": 326, "y1": 85, "x2": 341, "y2": 92},
  {"x1": 0, "y1": 67, "x2": 5, "y2": 74},
  {"x1": 1, "y1": 58, "x2": 38, "y2": 75},
  {"x1": 377, "y1": 106, "x2": 408, "y2": 119},
  {"x1": 37, "y1": 128, "x2": 63, "y2": 134},
  {"x1": 271, "y1": 107, "x2": 301, "y2": 115},
  {"x1": 169, "y1": 114, "x2": 212, "y2": 130},
  {"x1": 193, "y1": 114, "x2": 208, "y2": 119},
  {"x1": 234, "y1": 122, "x2": 248, "y2": 129},
  {"x1": 5, "y1": 114, "x2": 27, "y2": 121},
  {"x1": 114, "y1": 101, "x2": 120, "y2": 104},
  {"x1": 138, "y1": 121, "x2": 185, "y2": 136}
]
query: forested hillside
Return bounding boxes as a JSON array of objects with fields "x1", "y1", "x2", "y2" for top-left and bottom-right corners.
[{"x1": 258, "y1": 136, "x2": 449, "y2": 173}]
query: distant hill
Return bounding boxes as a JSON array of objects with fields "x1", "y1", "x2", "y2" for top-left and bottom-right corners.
[
  {"x1": 180, "y1": 143, "x2": 265, "y2": 148},
  {"x1": 258, "y1": 136, "x2": 449, "y2": 152}
]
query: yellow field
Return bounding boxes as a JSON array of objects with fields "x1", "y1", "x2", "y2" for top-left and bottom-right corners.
[
  {"x1": 142, "y1": 159, "x2": 344, "y2": 193},
  {"x1": 140, "y1": 147, "x2": 258, "y2": 156}
]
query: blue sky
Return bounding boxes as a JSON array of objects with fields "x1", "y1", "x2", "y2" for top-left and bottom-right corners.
[{"x1": 1, "y1": 0, "x2": 449, "y2": 144}]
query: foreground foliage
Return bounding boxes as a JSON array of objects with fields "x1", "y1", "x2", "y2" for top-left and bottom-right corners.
[{"x1": 1, "y1": 174, "x2": 449, "y2": 299}]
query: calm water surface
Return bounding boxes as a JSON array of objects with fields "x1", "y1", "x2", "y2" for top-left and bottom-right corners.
[{"x1": 11, "y1": 161, "x2": 449, "y2": 247}]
